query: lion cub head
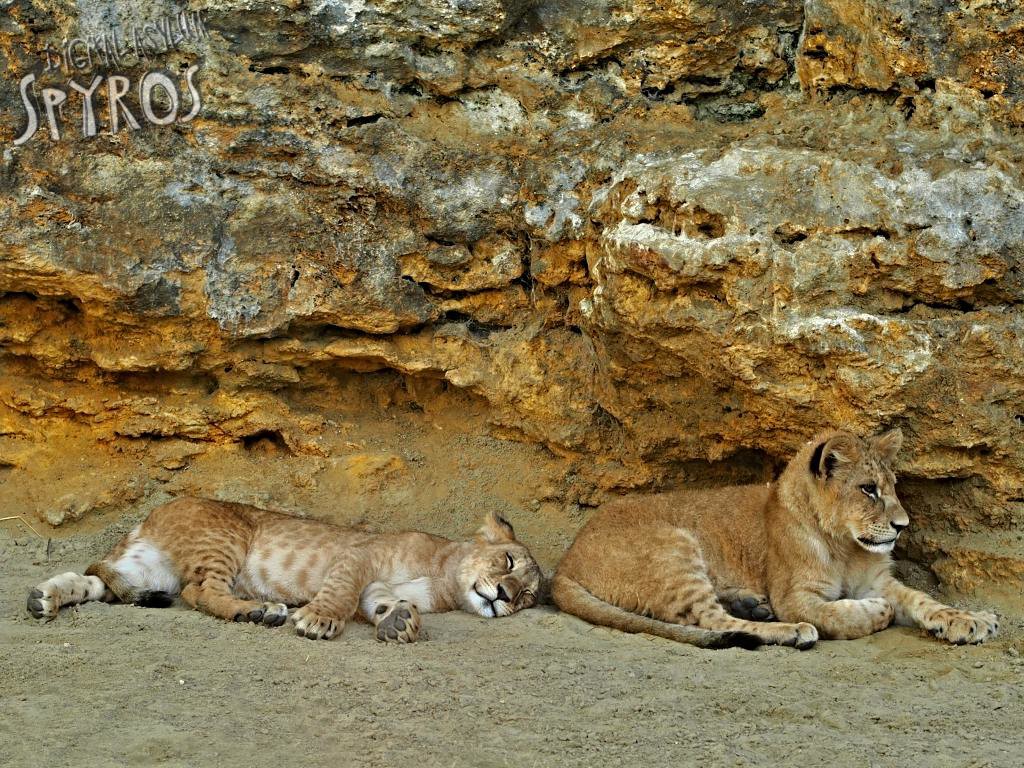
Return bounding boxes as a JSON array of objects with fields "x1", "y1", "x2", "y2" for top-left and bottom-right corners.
[
  {"x1": 457, "y1": 513, "x2": 543, "y2": 618},
  {"x1": 804, "y1": 428, "x2": 909, "y2": 554}
]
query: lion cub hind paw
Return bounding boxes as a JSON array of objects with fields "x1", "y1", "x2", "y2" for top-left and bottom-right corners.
[
  {"x1": 375, "y1": 600, "x2": 421, "y2": 644},
  {"x1": 233, "y1": 602, "x2": 290, "y2": 627},
  {"x1": 291, "y1": 606, "x2": 343, "y2": 640},
  {"x1": 250, "y1": 602, "x2": 290, "y2": 627},
  {"x1": 730, "y1": 593, "x2": 776, "y2": 622},
  {"x1": 26, "y1": 588, "x2": 57, "y2": 620},
  {"x1": 927, "y1": 610, "x2": 999, "y2": 645}
]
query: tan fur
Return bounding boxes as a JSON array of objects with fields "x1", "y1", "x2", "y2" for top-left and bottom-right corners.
[
  {"x1": 27, "y1": 498, "x2": 542, "y2": 642},
  {"x1": 554, "y1": 429, "x2": 999, "y2": 649}
]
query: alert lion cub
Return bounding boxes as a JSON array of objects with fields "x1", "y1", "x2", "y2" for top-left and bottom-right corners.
[
  {"x1": 554, "y1": 429, "x2": 998, "y2": 649},
  {"x1": 27, "y1": 497, "x2": 542, "y2": 641}
]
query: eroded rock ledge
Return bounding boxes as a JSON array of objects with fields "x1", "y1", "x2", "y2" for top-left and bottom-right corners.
[{"x1": 1, "y1": 1, "x2": 1022, "y2": 608}]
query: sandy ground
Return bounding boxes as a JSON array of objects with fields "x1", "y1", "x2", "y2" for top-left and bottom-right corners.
[{"x1": 2, "y1": 524, "x2": 1022, "y2": 768}]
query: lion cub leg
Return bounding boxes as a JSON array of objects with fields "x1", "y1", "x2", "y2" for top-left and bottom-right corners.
[
  {"x1": 878, "y1": 576, "x2": 998, "y2": 645},
  {"x1": 774, "y1": 588, "x2": 895, "y2": 640},
  {"x1": 290, "y1": 560, "x2": 365, "y2": 640},
  {"x1": 26, "y1": 572, "x2": 109, "y2": 620},
  {"x1": 178, "y1": 549, "x2": 285, "y2": 626},
  {"x1": 717, "y1": 587, "x2": 775, "y2": 621},
  {"x1": 180, "y1": 577, "x2": 285, "y2": 626},
  {"x1": 360, "y1": 581, "x2": 422, "y2": 643},
  {"x1": 653, "y1": 529, "x2": 817, "y2": 650}
]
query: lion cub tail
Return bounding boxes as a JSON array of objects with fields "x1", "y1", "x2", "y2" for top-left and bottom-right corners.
[{"x1": 551, "y1": 573, "x2": 761, "y2": 650}]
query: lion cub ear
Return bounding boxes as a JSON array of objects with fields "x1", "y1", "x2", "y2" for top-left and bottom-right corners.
[
  {"x1": 809, "y1": 433, "x2": 858, "y2": 479},
  {"x1": 870, "y1": 428, "x2": 903, "y2": 463},
  {"x1": 477, "y1": 512, "x2": 516, "y2": 544}
]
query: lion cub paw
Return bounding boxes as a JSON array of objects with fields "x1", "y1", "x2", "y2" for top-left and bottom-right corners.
[
  {"x1": 782, "y1": 622, "x2": 819, "y2": 651},
  {"x1": 374, "y1": 600, "x2": 421, "y2": 644},
  {"x1": 924, "y1": 609, "x2": 999, "y2": 645},
  {"x1": 859, "y1": 597, "x2": 895, "y2": 633},
  {"x1": 722, "y1": 590, "x2": 775, "y2": 621},
  {"x1": 832, "y1": 597, "x2": 894, "y2": 638},
  {"x1": 26, "y1": 588, "x2": 58, "y2": 620},
  {"x1": 235, "y1": 602, "x2": 290, "y2": 627},
  {"x1": 291, "y1": 605, "x2": 344, "y2": 640}
]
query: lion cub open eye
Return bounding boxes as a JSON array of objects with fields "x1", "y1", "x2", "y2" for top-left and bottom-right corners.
[
  {"x1": 505, "y1": 553, "x2": 515, "y2": 571},
  {"x1": 860, "y1": 483, "x2": 878, "y2": 499}
]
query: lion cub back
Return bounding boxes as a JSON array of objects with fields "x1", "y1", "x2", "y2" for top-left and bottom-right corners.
[
  {"x1": 559, "y1": 483, "x2": 774, "y2": 597},
  {"x1": 550, "y1": 483, "x2": 781, "y2": 650}
]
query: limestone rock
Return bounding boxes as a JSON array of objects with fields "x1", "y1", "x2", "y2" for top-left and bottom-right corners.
[
  {"x1": 800, "y1": 1, "x2": 1024, "y2": 108},
  {"x1": 0, "y1": 0, "x2": 1021, "y2": 608}
]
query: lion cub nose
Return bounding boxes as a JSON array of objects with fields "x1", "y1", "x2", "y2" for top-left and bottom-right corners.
[
  {"x1": 890, "y1": 521, "x2": 908, "y2": 533},
  {"x1": 495, "y1": 584, "x2": 511, "y2": 603}
]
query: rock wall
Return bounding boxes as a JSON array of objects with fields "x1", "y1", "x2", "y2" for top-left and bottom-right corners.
[{"x1": 1, "y1": 1, "x2": 1022, "y2": 607}]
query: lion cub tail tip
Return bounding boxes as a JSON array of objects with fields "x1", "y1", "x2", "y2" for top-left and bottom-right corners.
[
  {"x1": 132, "y1": 590, "x2": 175, "y2": 608},
  {"x1": 718, "y1": 631, "x2": 763, "y2": 650}
]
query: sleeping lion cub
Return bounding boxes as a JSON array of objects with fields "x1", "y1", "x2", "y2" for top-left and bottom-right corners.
[
  {"x1": 554, "y1": 429, "x2": 998, "y2": 649},
  {"x1": 27, "y1": 497, "x2": 542, "y2": 641}
]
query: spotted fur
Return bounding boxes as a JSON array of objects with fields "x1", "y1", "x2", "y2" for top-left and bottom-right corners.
[{"x1": 26, "y1": 498, "x2": 542, "y2": 642}]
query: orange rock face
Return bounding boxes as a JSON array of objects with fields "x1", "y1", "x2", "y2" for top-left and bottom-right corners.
[{"x1": 0, "y1": 2, "x2": 1021, "y2": 610}]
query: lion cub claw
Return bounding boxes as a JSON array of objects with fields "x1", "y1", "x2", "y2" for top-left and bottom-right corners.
[{"x1": 375, "y1": 600, "x2": 421, "y2": 643}]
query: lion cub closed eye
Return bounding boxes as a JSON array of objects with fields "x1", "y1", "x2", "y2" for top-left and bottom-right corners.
[
  {"x1": 26, "y1": 498, "x2": 543, "y2": 642},
  {"x1": 553, "y1": 428, "x2": 998, "y2": 649}
]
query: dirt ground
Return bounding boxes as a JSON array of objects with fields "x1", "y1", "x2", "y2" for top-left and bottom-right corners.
[
  {"x1": 2, "y1": 523, "x2": 1022, "y2": 768},
  {"x1": 1, "y1": 394, "x2": 1022, "y2": 767}
]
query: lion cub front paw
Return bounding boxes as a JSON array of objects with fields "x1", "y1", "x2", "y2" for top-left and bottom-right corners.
[
  {"x1": 374, "y1": 600, "x2": 421, "y2": 644},
  {"x1": 291, "y1": 605, "x2": 344, "y2": 640},
  {"x1": 860, "y1": 597, "x2": 895, "y2": 633},
  {"x1": 827, "y1": 597, "x2": 894, "y2": 639},
  {"x1": 924, "y1": 609, "x2": 999, "y2": 645}
]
